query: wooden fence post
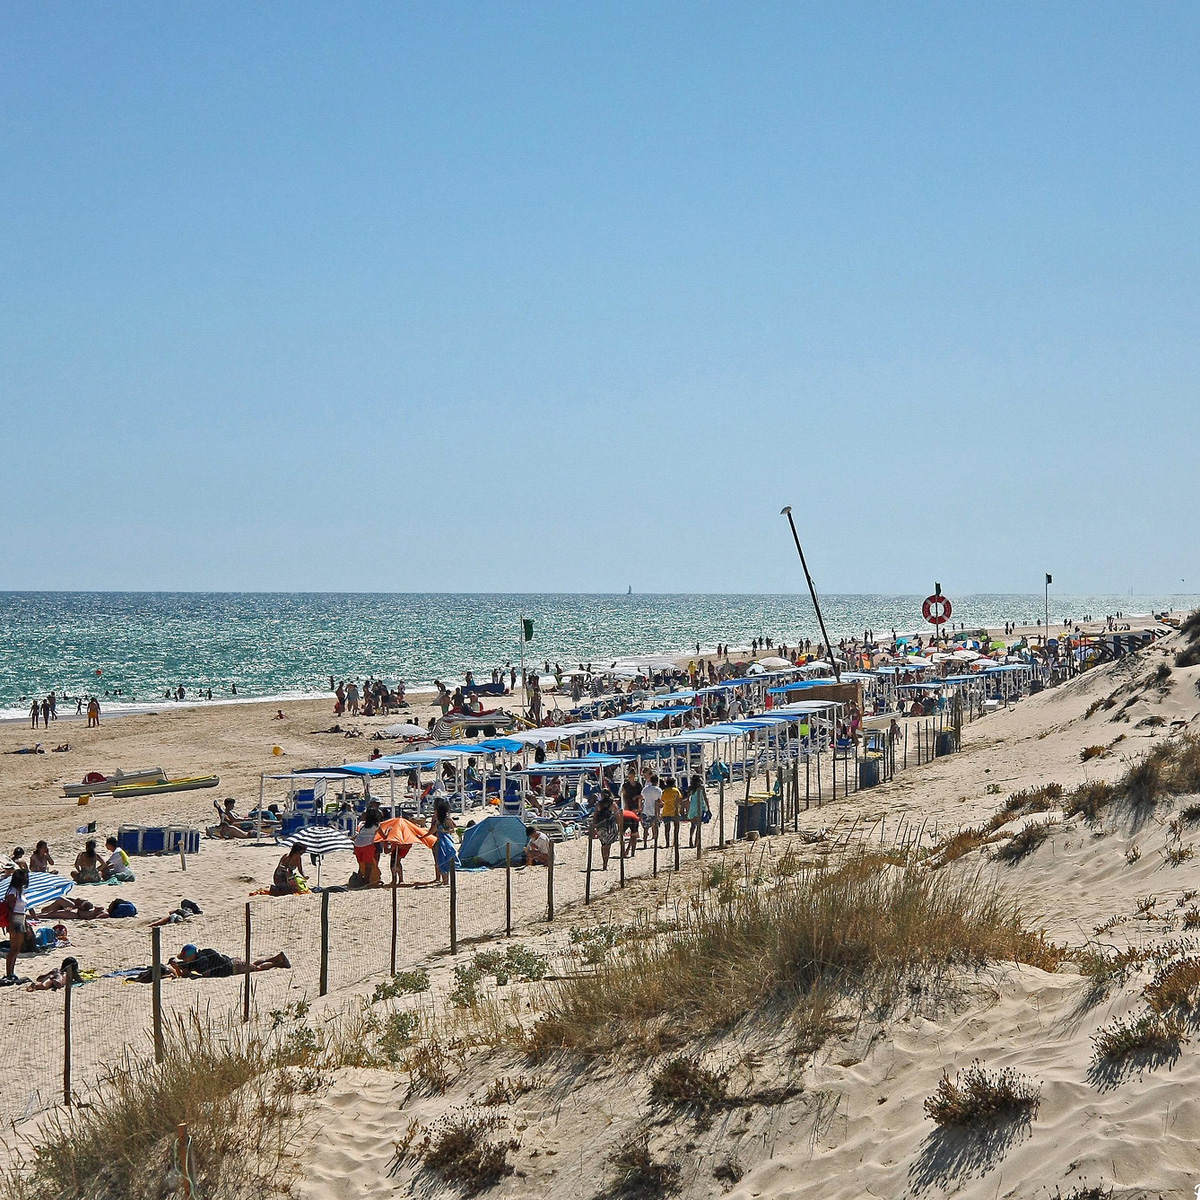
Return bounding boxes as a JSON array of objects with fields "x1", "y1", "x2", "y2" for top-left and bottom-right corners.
[
  {"x1": 243, "y1": 902, "x2": 251, "y2": 1023},
  {"x1": 319, "y1": 890, "x2": 330, "y2": 997},
  {"x1": 547, "y1": 840, "x2": 555, "y2": 922},
  {"x1": 584, "y1": 833, "x2": 593, "y2": 904},
  {"x1": 390, "y1": 854, "x2": 399, "y2": 973},
  {"x1": 505, "y1": 843, "x2": 513, "y2": 934},
  {"x1": 151, "y1": 926, "x2": 163, "y2": 1064},
  {"x1": 449, "y1": 861, "x2": 458, "y2": 955},
  {"x1": 618, "y1": 812, "x2": 626, "y2": 888},
  {"x1": 63, "y1": 970, "x2": 72, "y2": 1106}
]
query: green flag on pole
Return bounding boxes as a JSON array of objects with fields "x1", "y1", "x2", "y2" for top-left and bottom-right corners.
[{"x1": 522, "y1": 618, "x2": 534, "y2": 642}]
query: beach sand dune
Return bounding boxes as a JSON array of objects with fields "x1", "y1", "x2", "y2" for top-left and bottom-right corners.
[{"x1": 4, "y1": 625, "x2": 1200, "y2": 1197}]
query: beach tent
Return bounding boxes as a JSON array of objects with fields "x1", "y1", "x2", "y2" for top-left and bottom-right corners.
[{"x1": 459, "y1": 815, "x2": 528, "y2": 868}]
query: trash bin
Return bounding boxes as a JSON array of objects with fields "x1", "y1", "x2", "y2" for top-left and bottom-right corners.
[
  {"x1": 858, "y1": 757, "x2": 880, "y2": 788},
  {"x1": 736, "y1": 801, "x2": 768, "y2": 838},
  {"x1": 935, "y1": 731, "x2": 956, "y2": 757}
]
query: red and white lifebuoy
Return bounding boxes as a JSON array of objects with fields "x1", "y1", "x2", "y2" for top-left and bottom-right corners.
[{"x1": 922, "y1": 594, "x2": 952, "y2": 625}]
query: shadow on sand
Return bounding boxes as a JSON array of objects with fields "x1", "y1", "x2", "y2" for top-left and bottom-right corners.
[{"x1": 907, "y1": 1116, "x2": 1032, "y2": 1194}]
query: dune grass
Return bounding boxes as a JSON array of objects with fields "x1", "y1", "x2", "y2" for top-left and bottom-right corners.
[
  {"x1": 1062, "y1": 734, "x2": 1200, "y2": 822},
  {"x1": 994, "y1": 821, "x2": 1056, "y2": 864},
  {"x1": 530, "y1": 853, "x2": 1061, "y2": 1055},
  {"x1": 1, "y1": 1015, "x2": 301, "y2": 1200}
]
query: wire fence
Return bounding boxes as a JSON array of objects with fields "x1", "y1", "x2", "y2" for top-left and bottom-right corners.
[{"x1": 0, "y1": 700, "x2": 996, "y2": 1130}]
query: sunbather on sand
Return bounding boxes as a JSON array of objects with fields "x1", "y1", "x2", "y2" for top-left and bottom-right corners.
[
  {"x1": 149, "y1": 899, "x2": 203, "y2": 927},
  {"x1": 36, "y1": 896, "x2": 135, "y2": 920},
  {"x1": 71, "y1": 840, "x2": 104, "y2": 883},
  {"x1": 270, "y1": 845, "x2": 309, "y2": 895},
  {"x1": 172, "y1": 944, "x2": 291, "y2": 978},
  {"x1": 213, "y1": 799, "x2": 255, "y2": 839},
  {"x1": 26, "y1": 957, "x2": 80, "y2": 992},
  {"x1": 102, "y1": 836, "x2": 135, "y2": 881}
]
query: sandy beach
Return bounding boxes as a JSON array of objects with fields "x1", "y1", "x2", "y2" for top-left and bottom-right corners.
[{"x1": 0, "y1": 610, "x2": 1196, "y2": 1199}]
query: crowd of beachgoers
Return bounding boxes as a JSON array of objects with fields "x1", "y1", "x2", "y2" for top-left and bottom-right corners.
[{"x1": 0, "y1": 609, "x2": 1173, "y2": 997}]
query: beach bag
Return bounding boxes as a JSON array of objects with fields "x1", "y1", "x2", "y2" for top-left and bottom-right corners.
[
  {"x1": 110, "y1": 900, "x2": 137, "y2": 918},
  {"x1": 33, "y1": 926, "x2": 57, "y2": 949},
  {"x1": 0, "y1": 893, "x2": 10, "y2": 932}
]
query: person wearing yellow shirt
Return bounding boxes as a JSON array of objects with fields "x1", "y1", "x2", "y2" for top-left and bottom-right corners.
[{"x1": 658, "y1": 776, "x2": 682, "y2": 847}]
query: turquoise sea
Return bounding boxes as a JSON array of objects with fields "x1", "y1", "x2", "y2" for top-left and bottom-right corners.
[{"x1": 0, "y1": 592, "x2": 1194, "y2": 718}]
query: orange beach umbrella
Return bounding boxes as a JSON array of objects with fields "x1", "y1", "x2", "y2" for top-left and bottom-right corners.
[{"x1": 375, "y1": 816, "x2": 436, "y2": 850}]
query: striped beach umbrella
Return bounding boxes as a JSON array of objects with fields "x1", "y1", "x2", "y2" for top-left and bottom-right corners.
[
  {"x1": 24, "y1": 872, "x2": 73, "y2": 911},
  {"x1": 282, "y1": 826, "x2": 354, "y2": 856},
  {"x1": 279, "y1": 825, "x2": 354, "y2": 888}
]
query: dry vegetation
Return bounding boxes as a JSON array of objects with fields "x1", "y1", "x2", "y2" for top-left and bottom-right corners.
[
  {"x1": 1, "y1": 1015, "x2": 306, "y2": 1200},
  {"x1": 530, "y1": 852, "x2": 1061, "y2": 1055},
  {"x1": 993, "y1": 820, "x2": 1056, "y2": 864},
  {"x1": 1091, "y1": 1012, "x2": 1188, "y2": 1063},
  {"x1": 923, "y1": 1061, "x2": 1041, "y2": 1127},
  {"x1": 1174, "y1": 610, "x2": 1200, "y2": 668}
]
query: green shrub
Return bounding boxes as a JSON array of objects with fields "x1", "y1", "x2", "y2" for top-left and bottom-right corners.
[{"x1": 371, "y1": 969, "x2": 430, "y2": 1003}]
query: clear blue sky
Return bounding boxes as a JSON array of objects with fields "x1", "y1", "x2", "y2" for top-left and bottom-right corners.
[{"x1": 2, "y1": 3, "x2": 1197, "y2": 594}]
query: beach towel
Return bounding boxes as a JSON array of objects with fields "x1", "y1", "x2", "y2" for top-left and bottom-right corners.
[{"x1": 434, "y1": 832, "x2": 459, "y2": 875}]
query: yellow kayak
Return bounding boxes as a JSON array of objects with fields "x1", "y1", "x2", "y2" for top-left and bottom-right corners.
[{"x1": 110, "y1": 775, "x2": 220, "y2": 798}]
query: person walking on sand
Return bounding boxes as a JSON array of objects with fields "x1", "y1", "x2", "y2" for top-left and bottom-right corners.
[
  {"x1": 620, "y1": 768, "x2": 642, "y2": 858},
  {"x1": 686, "y1": 774, "x2": 709, "y2": 849},
  {"x1": 353, "y1": 809, "x2": 383, "y2": 887},
  {"x1": 29, "y1": 700, "x2": 39, "y2": 730},
  {"x1": 86, "y1": 697, "x2": 101, "y2": 728},
  {"x1": 659, "y1": 776, "x2": 682, "y2": 847},
  {"x1": 640, "y1": 770, "x2": 662, "y2": 849},
  {"x1": 40, "y1": 698, "x2": 51, "y2": 728},
  {"x1": 3, "y1": 869, "x2": 30, "y2": 981},
  {"x1": 591, "y1": 792, "x2": 619, "y2": 871}
]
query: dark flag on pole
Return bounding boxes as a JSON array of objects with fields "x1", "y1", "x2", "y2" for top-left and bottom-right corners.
[
  {"x1": 522, "y1": 618, "x2": 534, "y2": 642},
  {"x1": 1046, "y1": 574, "x2": 1053, "y2": 585}
]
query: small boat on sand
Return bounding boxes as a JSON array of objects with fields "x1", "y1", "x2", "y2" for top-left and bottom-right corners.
[
  {"x1": 109, "y1": 775, "x2": 220, "y2": 798},
  {"x1": 63, "y1": 768, "x2": 167, "y2": 797}
]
